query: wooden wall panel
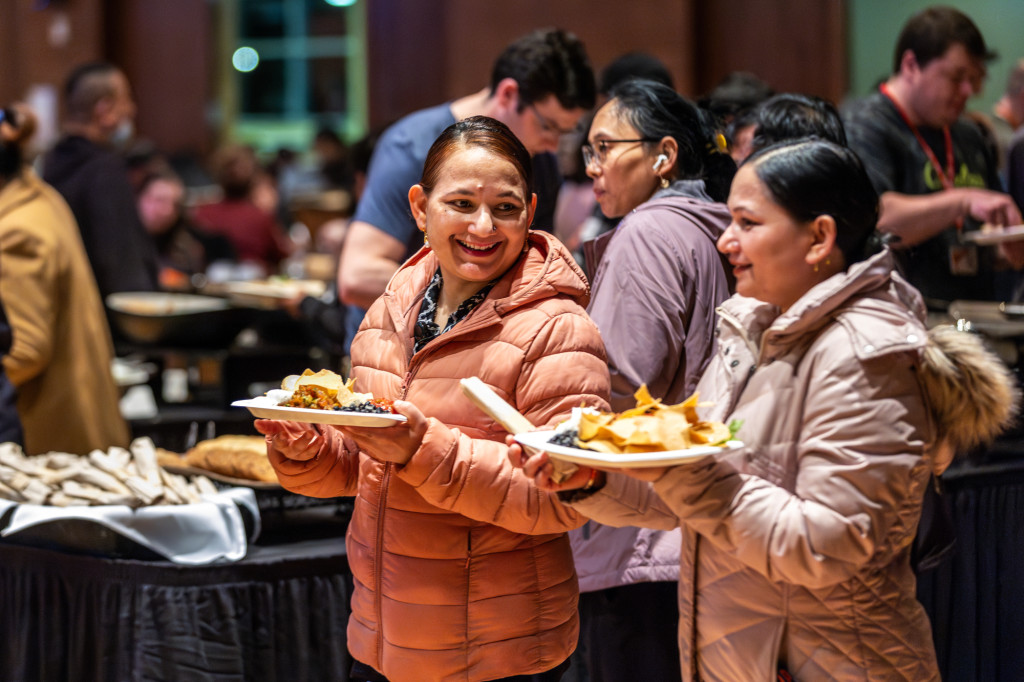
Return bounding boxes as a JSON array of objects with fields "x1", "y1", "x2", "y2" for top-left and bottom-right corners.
[
  {"x1": 106, "y1": 0, "x2": 214, "y2": 158},
  {"x1": 695, "y1": 0, "x2": 847, "y2": 104},
  {"x1": 4, "y1": 1, "x2": 847, "y2": 157},
  {"x1": 365, "y1": 0, "x2": 449, "y2": 130}
]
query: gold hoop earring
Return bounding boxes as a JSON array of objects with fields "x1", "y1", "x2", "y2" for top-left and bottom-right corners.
[{"x1": 813, "y1": 262, "x2": 819, "y2": 273}]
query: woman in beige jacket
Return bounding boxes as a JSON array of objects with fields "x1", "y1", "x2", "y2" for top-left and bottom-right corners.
[
  {"x1": 0, "y1": 104, "x2": 129, "y2": 455},
  {"x1": 258, "y1": 117, "x2": 611, "y2": 682},
  {"x1": 516, "y1": 139, "x2": 1018, "y2": 681}
]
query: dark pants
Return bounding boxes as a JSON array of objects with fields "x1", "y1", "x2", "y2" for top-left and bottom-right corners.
[
  {"x1": 350, "y1": 657, "x2": 571, "y2": 682},
  {"x1": 574, "y1": 581, "x2": 681, "y2": 682}
]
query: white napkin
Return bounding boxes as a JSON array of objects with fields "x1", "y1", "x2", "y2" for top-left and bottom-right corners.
[{"x1": 0, "y1": 487, "x2": 260, "y2": 565}]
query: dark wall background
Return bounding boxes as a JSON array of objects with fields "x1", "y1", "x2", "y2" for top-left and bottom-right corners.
[{"x1": 0, "y1": 0, "x2": 846, "y2": 158}]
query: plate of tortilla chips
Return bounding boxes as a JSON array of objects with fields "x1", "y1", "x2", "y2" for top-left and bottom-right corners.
[
  {"x1": 233, "y1": 369, "x2": 406, "y2": 427},
  {"x1": 514, "y1": 386, "x2": 742, "y2": 468}
]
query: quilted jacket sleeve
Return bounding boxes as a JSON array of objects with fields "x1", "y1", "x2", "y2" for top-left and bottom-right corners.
[
  {"x1": 266, "y1": 422, "x2": 361, "y2": 498},
  {"x1": 651, "y1": 342, "x2": 932, "y2": 590},
  {"x1": 396, "y1": 309, "x2": 611, "y2": 535}
]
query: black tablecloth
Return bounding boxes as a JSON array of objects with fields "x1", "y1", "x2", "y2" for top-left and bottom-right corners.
[
  {"x1": 0, "y1": 520, "x2": 353, "y2": 682},
  {"x1": 917, "y1": 454, "x2": 1024, "y2": 681}
]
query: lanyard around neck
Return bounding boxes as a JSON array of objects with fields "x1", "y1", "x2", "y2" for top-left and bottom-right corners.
[{"x1": 879, "y1": 83, "x2": 956, "y2": 191}]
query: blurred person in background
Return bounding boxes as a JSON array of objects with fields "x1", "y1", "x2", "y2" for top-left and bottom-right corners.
[
  {"x1": 192, "y1": 143, "x2": 293, "y2": 277},
  {"x1": 336, "y1": 27, "x2": 595, "y2": 355},
  {"x1": 567, "y1": 79, "x2": 736, "y2": 682},
  {"x1": 697, "y1": 71, "x2": 775, "y2": 164},
  {"x1": 0, "y1": 297, "x2": 22, "y2": 447},
  {"x1": 41, "y1": 61, "x2": 160, "y2": 301},
  {"x1": 554, "y1": 51, "x2": 676, "y2": 266},
  {"x1": 843, "y1": 6, "x2": 1023, "y2": 306},
  {"x1": 136, "y1": 167, "x2": 235, "y2": 291},
  {"x1": 729, "y1": 92, "x2": 848, "y2": 166},
  {"x1": 1, "y1": 103, "x2": 129, "y2": 455}
]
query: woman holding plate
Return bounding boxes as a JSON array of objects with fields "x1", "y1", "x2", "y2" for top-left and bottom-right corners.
[
  {"x1": 256, "y1": 116, "x2": 610, "y2": 682},
  {"x1": 512, "y1": 139, "x2": 1019, "y2": 681}
]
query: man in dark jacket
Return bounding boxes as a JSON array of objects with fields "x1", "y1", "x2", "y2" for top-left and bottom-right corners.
[{"x1": 42, "y1": 62, "x2": 160, "y2": 300}]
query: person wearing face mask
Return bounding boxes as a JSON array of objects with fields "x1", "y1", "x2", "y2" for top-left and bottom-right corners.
[
  {"x1": 256, "y1": 117, "x2": 610, "y2": 682},
  {"x1": 565, "y1": 79, "x2": 735, "y2": 681},
  {"x1": 41, "y1": 61, "x2": 160, "y2": 304},
  {"x1": 1, "y1": 103, "x2": 130, "y2": 455},
  {"x1": 513, "y1": 139, "x2": 1019, "y2": 681}
]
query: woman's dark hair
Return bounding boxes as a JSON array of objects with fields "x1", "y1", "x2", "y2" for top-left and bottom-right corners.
[
  {"x1": 420, "y1": 116, "x2": 534, "y2": 197},
  {"x1": 745, "y1": 138, "x2": 880, "y2": 266},
  {"x1": 750, "y1": 93, "x2": 847, "y2": 154},
  {"x1": 606, "y1": 79, "x2": 736, "y2": 202}
]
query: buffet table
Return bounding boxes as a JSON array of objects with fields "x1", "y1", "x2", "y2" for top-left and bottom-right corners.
[
  {"x1": 0, "y1": 506, "x2": 354, "y2": 682},
  {"x1": 918, "y1": 442, "x2": 1024, "y2": 680}
]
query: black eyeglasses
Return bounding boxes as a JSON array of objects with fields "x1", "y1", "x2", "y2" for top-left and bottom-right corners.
[
  {"x1": 527, "y1": 103, "x2": 579, "y2": 136},
  {"x1": 581, "y1": 138, "x2": 659, "y2": 168}
]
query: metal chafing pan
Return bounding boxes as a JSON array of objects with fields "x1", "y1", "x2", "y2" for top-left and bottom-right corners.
[{"x1": 106, "y1": 292, "x2": 253, "y2": 347}]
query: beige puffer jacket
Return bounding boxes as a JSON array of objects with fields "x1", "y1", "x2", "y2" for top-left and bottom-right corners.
[
  {"x1": 570, "y1": 249, "x2": 1017, "y2": 681},
  {"x1": 271, "y1": 231, "x2": 611, "y2": 682}
]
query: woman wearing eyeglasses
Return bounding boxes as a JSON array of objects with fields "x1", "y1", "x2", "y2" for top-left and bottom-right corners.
[{"x1": 568, "y1": 79, "x2": 736, "y2": 681}]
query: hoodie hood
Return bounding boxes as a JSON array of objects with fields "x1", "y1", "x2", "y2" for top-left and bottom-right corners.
[{"x1": 41, "y1": 136, "x2": 111, "y2": 187}]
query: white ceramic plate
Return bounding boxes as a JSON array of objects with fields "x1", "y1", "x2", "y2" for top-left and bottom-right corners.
[
  {"x1": 514, "y1": 430, "x2": 743, "y2": 469},
  {"x1": 961, "y1": 224, "x2": 1024, "y2": 245},
  {"x1": 232, "y1": 397, "x2": 407, "y2": 427}
]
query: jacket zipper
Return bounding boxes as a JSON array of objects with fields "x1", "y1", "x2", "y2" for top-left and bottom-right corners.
[{"x1": 373, "y1": 462, "x2": 391, "y2": 669}]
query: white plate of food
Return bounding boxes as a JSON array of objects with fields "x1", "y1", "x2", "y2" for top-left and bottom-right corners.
[
  {"x1": 513, "y1": 430, "x2": 742, "y2": 469},
  {"x1": 961, "y1": 224, "x2": 1024, "y2": 245},
  {"x1": 232, "y1": 396, "x2": 406, "y2": 427}
]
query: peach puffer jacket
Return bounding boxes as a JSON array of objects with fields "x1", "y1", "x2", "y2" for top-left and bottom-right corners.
[
  {"x1": 572, "y1": 250, "x2": 948, "y2": 681},
  {"x1": 271, "y1": 231, "x2": 610, "y2": 682}
]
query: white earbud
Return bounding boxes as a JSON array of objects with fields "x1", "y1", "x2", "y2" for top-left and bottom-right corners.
[{"x1": 652, "y1": 154, "x2": 669, "y2": 171}]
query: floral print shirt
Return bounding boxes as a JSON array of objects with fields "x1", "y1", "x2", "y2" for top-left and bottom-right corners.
[{"x1": 414, "y1": 269, "x2": 496, "y2": 353}]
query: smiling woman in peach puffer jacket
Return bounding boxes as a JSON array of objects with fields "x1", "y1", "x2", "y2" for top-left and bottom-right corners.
[{"x1": 257, "y1": 117, "x2": 610, "y2": 682}]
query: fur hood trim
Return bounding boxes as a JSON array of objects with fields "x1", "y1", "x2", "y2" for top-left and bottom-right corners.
[{"x1": 919, "y1": 325, "x2": 1020, "y2": 457}]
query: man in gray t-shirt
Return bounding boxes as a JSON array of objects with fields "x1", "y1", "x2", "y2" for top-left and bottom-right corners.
[{"x1": 337, "y1": 29, "x2": 595, "y2": 350}]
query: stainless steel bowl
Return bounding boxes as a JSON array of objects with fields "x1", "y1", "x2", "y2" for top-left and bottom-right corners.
[{"x1": 106, "y1": 292, "x2": 252, "y2": 347}]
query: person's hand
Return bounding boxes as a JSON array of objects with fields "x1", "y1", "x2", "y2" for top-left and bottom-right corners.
[
  {"x1": 339, "y1": 399, "x2": 428, "y2": 465},
  {"x1": 962, "y1": 188, "x2": 1023, "y2": 228},
  {"x1": 254, "y1": 419, "x2": 322, "y2": 462},
  {"x1": 506, "y1": 435, "x2": 603, "y2": 493}
]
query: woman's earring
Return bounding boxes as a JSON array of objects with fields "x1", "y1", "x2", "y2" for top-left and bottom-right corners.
[
  {"x1": 813, "y1": 262, "x2": 819, "y2": 273},
  {"x1": 660, "y1": 176, "x2": 670, "y2": 189}
]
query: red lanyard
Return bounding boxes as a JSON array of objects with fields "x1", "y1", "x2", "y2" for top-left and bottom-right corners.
[{"x1": 879, "y1": 83, "x2": 956, "y2": 191}]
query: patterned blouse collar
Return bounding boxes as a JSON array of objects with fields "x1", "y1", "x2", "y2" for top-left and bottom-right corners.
[{"x1": 414, "y1": 268, "x2": 497, "y2": 353}]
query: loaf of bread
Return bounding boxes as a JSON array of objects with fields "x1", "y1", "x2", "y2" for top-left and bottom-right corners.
[{"x1": 185, "y1": 435, "x2": 277, "y2": 483}]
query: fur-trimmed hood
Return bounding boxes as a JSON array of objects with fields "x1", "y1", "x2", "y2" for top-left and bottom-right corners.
[{"x1": 919, "y1": 325, "x2": 1020, "y2": 469}]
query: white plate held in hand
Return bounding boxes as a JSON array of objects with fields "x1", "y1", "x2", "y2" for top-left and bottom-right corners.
[{"x1": 514, "y1": 430, "x2": 743, "y2": 469}]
